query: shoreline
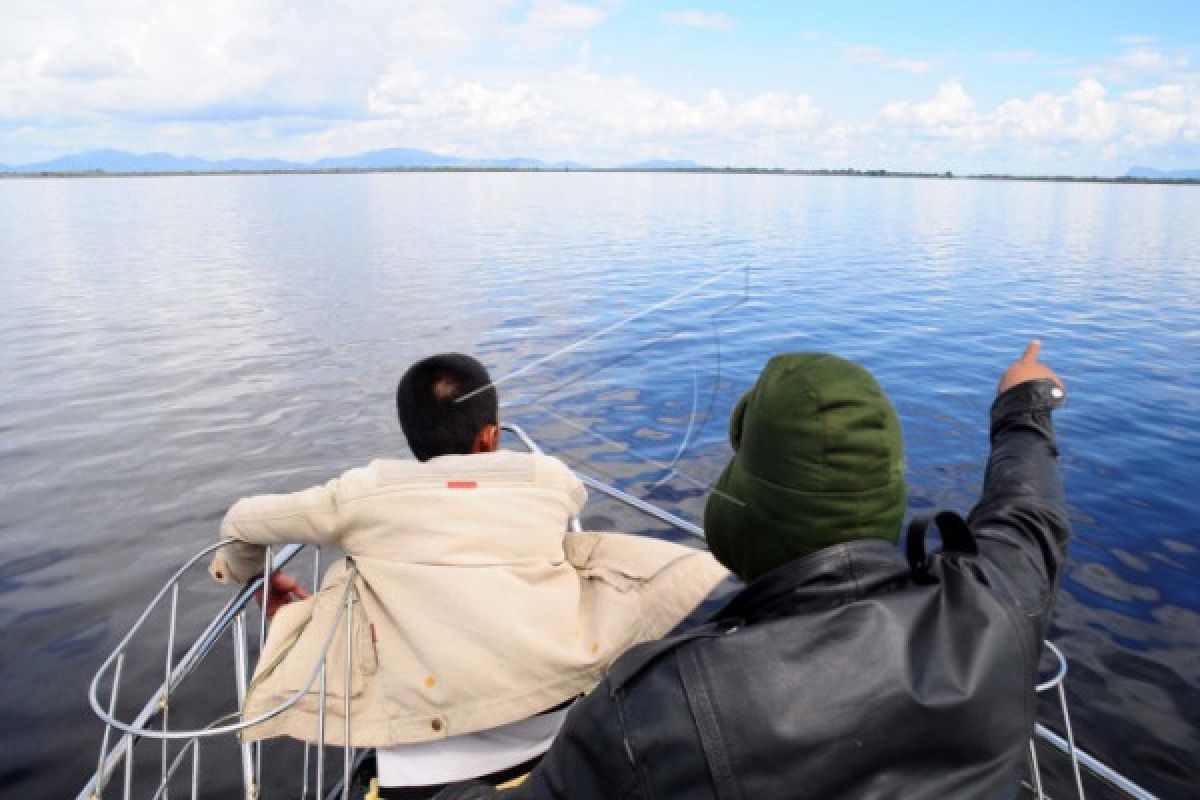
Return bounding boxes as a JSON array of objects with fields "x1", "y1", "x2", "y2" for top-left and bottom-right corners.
[{"x1": 0, "y1": 166, "x2": 1197, "y2": 185}]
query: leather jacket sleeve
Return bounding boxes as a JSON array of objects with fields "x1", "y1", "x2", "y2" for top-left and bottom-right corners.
[
  {"x1": 433, "y1": 677, "x2": 640, "y2": 800},
  {"x1": 967, "y1": 378, "x2": 1070, "y2": 618}
]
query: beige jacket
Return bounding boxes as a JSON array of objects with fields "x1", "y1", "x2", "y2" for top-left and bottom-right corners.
[{"x1": 209, "y1": 450, "x2": 728, "y2": 747}]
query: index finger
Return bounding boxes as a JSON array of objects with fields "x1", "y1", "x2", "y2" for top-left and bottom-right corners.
[{"x1": 1020, "y1": 339, "x2": 1041, "y2": 364}]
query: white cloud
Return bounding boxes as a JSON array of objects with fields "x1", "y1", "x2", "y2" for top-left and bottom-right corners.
[
  {"x1": 1116, "y1": 48, "x2": 1179, "y2": 73},
  {"x1": 1, "y1": 1, "x2": 1198, "y2": 173},
  {"x1": 881, "y1": 81, "x2": 981, "y2": 137},
  {"x1": 1080, "y1": 47, "x2": 1192, "y2": 84},
  {"x1": 349, "y1": 65, "x2": 823, "y2": 164},
  {"x1": 0, "y1": 0, "x2": 611, "y2": 128},
  {"x1": 1126, "y1": 83, "x2": 1189, "y2": 109},
  {"x1": 873, "y1": 77, "x2": 1200, "y2": 168},
  {"x1": 661, "y1": 10, "x2": 733, "y2": 32},
  {"x1": 517, "y1": 0, "x2": 610, "y2": 46},
  {"x1": 993, "y1": 79, "x2": 1117, "y2": 144},
  {"x1": 844, "y1": 46, "x2": 936, "y2": 74}
]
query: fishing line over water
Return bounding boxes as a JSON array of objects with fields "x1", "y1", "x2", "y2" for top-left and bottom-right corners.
[{"x1": 486, "y1": 263, "x2": 751, "y2": 509}]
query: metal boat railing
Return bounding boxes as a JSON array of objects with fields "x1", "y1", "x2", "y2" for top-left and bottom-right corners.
[{"x1": 81, "y1": 423, "x2": 1161, "y2": 800}]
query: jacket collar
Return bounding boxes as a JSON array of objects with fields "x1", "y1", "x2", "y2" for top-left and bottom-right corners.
[{"x1": 715, "y1": 539, "x2": 910, "y2": 624}]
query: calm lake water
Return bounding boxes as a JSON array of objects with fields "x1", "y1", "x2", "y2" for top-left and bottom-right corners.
[{"x1": 1, "y1": 173, "x2": 1197, "y2": 798}]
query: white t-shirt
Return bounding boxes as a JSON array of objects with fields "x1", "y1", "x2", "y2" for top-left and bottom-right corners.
[{"x1": 376, "y1": 708, "x2": 570, "y2": 788}]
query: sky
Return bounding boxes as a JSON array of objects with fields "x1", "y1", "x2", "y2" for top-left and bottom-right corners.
[{"x1": 1, "y1": 0, "x2": 1198, "y2": 174}]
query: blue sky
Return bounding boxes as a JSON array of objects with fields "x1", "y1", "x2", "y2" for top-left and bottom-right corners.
[{"x1": 2, "y1": 1, "x2": 1198, "y2": 173}]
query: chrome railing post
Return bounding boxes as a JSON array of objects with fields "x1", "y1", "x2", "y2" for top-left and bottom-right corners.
[
  {"x1": 190, "y1": 739, "x2": 200, "y2": 799},
  {"x1": 162, "y1": 583, "x2": 179, "y2": 800},
  {"x1": 232, "y1": 612, "x2": 255, "y2": 799},
  {"x1": 342, "y1": 587, "x2": 354, "y2": 800},
  {"x1": 123, "y1": 737, "x2": 134, "y2": 800},
  {"x1": 1057, "y1": 680, "x2": 1086, "y2": 799},
  {"x1": 255, "y1": 546, "x2": 272, "y2": 792},
  {"x1": 92, "y1": 651, "x2": 126, "y2": 798},
  {"x1": 301, "y1": 547, "x2": 321, "y2": 800},
  {"x1": 1028, "y1": 740, "x2": 1045, "y2": 800},
  {"x1": 316, "y1": 656, "x2": 327, "y2": 797}
]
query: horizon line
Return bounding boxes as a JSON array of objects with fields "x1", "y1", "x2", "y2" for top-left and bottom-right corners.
[{"x1": 1, "y1": 166, "x2": 1198, "y2": 185}]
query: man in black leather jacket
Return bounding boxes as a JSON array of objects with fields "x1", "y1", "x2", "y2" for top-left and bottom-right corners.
[{"x1": 437, "y1": 342, "x2": 1069, "y2": 800}]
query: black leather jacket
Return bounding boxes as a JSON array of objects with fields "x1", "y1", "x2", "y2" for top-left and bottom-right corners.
[{"x1": 438, "y1": 380, "x2": 1069, "y2": 800}]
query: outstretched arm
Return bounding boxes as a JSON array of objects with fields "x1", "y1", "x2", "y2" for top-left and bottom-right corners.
[
  {"x1": 209, "y1": 476, "x2": 343, "y2": 586},
  {"x1": 968, "y1": 340, "x2": 1070, "y2": 615}
]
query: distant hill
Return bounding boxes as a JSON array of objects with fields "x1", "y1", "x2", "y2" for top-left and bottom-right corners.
[
  {"x1": 620, "y1": 159, "x2": 702, "y2": 169},
  {"x1": 0, "y1": 147, "x2": 594, "y2": 174},
  {"x1": 3, "y1": 149, "x2": 303, "y2": 173},
  {"x1": 1127, "y1": 166, "x2": 1200, "y2": 180}
]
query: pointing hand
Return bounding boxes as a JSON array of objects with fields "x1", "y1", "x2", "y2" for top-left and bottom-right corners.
[{"x1": 998, "y1": 340, "x2": 1065, "y2": 398}]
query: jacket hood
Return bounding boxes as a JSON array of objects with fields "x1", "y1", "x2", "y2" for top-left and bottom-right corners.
[{"x1": 704, "y1": 353, "x2": 906, "y2": 582}]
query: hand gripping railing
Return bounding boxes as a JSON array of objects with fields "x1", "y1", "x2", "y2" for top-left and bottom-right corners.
[{"x1": 82, "y1": 538, "x2": 363, "y2": 800}]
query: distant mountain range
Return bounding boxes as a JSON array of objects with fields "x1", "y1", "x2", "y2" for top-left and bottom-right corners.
[
  {"x1": 0, "y1": 148, "x2": 702, "y2": 174},
  {"x1": 3, "y1": 150, "x2": 1192, "y2": 180},
  {"x1": 1126, "y1": 166, "x2": 1200, "y2": 180}
]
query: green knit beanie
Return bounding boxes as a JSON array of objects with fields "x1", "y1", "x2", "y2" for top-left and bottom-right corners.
[{"x1": 704, "y1": 353, "x2": 907, "y2": 582}]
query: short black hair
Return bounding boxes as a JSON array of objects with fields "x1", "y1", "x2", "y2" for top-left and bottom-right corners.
[{"x1": 397, "y1": 353, "x2": 498, "y2": 461}]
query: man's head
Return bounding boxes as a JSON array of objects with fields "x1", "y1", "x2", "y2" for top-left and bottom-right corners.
[
  {"x1": 397, "y1": 353, "x2": 499, "y2": 461},
  {"x1": 704, "y1": 353, "x2": 907, "y2": 582}
]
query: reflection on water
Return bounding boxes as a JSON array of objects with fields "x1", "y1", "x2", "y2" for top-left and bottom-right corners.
[{"x1": 0, "y1": 173, "x2": 1197, "y2": 797}]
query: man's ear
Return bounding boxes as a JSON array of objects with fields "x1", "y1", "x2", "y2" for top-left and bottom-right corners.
[{"x1": 472, "y1": 424, "x2": 500, "y2": 453}]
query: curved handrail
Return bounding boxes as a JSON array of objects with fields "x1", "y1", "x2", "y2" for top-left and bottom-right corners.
[
  {"x1": 89, "y1": 538, "x2": 235, "y2": 697},
  {"x1": 1036, "y1": 640, "x2": 1068, "y2": 693},
  {"x1": 88, "y1": 542, "x2": 352, "y2": 743},
  {"x1": 93, "y1": 563, "x2": 355, "y2": 738}
]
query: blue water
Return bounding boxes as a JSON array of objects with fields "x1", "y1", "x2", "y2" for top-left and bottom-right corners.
[{"x1": 0, "y1": 173, "x2": 1197, "y2": 797}]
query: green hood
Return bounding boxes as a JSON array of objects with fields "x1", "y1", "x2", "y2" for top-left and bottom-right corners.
[{"x1": 704, "y1": 353, "x2": 907, "y2": 582}]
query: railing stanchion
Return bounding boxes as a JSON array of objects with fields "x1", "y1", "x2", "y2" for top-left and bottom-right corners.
[
  {"x1": 123, "y1": 738, "x2": 134, "y2": 800},
  {"x1": 190, "y1": 738, "x2": 200, "y2": 800},
  {"x1": 343, "y1": 589, "x2": 355, "y2": 799},
  {"x1": 301, "y1": 548, "x2": 321, "y2": 800},
  {"x1": 255, "y1": 547, "x2": 272, "y2": 794},
  {"x1": 1058, "y1": 681, "x2": 1086, "y2": 799},
  {"x1": 162, "y1": 583, "x2": 179, "y2": 800},
  {"x1": 1029, "y1": 739, "x2": 1045, "y2": 800},
  {"x1": 316, "y1": 655, "x2": 327, "y2": 798},
  {"x1": 93, "y1": 651, "x2": 127, "y2": 798},
  {"x1": 233, "y1": 612, "x2": 255, "y2": 799}
]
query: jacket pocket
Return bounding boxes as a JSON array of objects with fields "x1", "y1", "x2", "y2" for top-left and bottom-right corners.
[
  {"x1": 251, "y1": 594, "x2": 317, "y2": 685},
  {"x1": 270, "y1": 583, "x2": 370, "y2": 700}
]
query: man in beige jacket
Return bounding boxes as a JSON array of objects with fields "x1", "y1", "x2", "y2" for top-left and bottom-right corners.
[{"x1": 210, "y1": 353, "x2": 729, "y2": 796}]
